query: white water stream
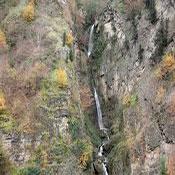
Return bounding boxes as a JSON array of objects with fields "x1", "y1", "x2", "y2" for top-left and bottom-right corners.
[
  {"x1": 94, "y1": 88, "x2": 104, "y2": 130},
  {"x1": 88, "y1": 23, "x2": 109, "y2": 175},
  {"x1": 87, "y1": 24, "x2": 95, "y2": 57},
  {"x1": 94, "y1": 88, "x2": 109, "y2": 175}
]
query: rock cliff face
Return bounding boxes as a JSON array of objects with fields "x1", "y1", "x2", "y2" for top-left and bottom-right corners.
[
  {"x1": 0, "y1": 0, "x2": 175, "y2": 175},
  {"x1": 0, "y1": 0, "x2": 93, "y2": 174},
  {"x1": 90, "y1": 0, "x2": 175, "y2": 174}
]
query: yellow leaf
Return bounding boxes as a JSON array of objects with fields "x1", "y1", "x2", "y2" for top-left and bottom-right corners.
[{"x1": 57, "y1": 68, "x2": 68, "y2": 88}]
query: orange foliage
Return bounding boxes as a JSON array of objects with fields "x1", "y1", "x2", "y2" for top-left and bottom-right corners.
[
  {"x1": 0, "y1": 91, "x2": 6, "y2": 112},
  {"x1": 21, "y1": 1, "x2": 35, "y2": 22},
  {"x1": 162, "y1": 53, "x2": 175, "y2": 68},
  {"x1": 155, "y1": 53, "x2": 175, "y2": 79},
  {"x1": 57, "y1": 68, "x2": 68, "y2": 88},
  {"x1": 0, "y1": 29, "x2": 7, "y2": 47},
  {"x1": 79, "y1": 152, "x2": 89, "y2": 168}
]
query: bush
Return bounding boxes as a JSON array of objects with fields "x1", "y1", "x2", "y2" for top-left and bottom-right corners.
[
  {"x1": 68, "y1": 117, "x2": 81, "y2": 141},
  {"x1": 49, "y1": 139, "x2": 70, "y2": 164},
  {"x1": 21, "y1": 1, "x2": 35, "y2": 22},
  {"x1": 71, "y1": 139, "x2": 93, "y2": 169},
  {"x1": 18, "y1": 167, "x2": 41, "y2": 175},
  {"x1": 122, "y1": 94, "x2": 138, "y2": 107},
  {"x1": 65, "y1": 32, "x2": 74, "y2": 47},
  {"x1": 160, "y1": 155, "x2": 167, "y2": 175},
  {"x1": 155, "y1": 53, "x2": 175, "y2": 80},
  {"x1": 84, "y1": 114, "x2": 101, "y2": 146},
  {"x1": 57, "y1": 68, "x2": 68, "y2": 88},
  {"x1": 0, "y1": 29, "x2": 6, "y2": 47},
  {"x1": 0, "y1": 91, "x2": 6, "y2": 113},
  {"x1": 92, "y1": 32, "x2": 107, "y2": 70}
]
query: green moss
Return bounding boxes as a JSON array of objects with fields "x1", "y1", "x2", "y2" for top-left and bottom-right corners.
[
  {"x1": 18, "y1": 167, "x2": 41, "y2": 175},
  {"x1": 68, "y1": 117, "x2": 81, "y2": 141},
  {"x1": 92, "y1": 32, "x2": 107, "y2": 71},
  {"x1": 50, "y1": 139, "x2": 71, "y2": 164},
  {"x1": 84, "y1": 114, "x2": 101, "y2": 146},
  {"x1": 130, "y1": 94, "x2": 138, "y2": 106},
  {"x1": 160, "y1": 155, "x2": 167, "y2": 175},
  {"x1": 118, "y1": 0, "x2": 125, "y2": 14},
  {"x1": 108, "y1": 133, "x2": 131, "y2": 174},
  {"x1": 71, "y1": 139, "x2": 93, "y2": 160},
  {"x1": 0, "y1": 114, "x2": 16, "y2": 133},
  {"x1": 84, "y1": 1, "x2": 97, "y2": 28}
]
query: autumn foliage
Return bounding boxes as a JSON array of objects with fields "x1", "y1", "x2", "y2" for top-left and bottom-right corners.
[
  {"x1": 79, "y1": 152, "x2": 90, "y2": 168},
  {"x1": 65, "y1": 32, "x2": 74, "y2": 47},
  {"x1": 155, "y1": 53, "x2": 175, "y2": 79},
  {"x1": 0, "y1": 29, "x2": 7, "y2": 47},
  {"x1": 57, "y1": 68, "x2": 68, "y2": 88},
  {"x1": 21, "y1": 1, "x2": 35, "y2": 22},
  {"x1": 0, "y1": 91, "x2": 6, "y2": 112}
]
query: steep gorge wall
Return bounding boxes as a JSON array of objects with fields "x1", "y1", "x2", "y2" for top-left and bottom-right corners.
[
  {"x1": 0, "y1": 0, "x2": 175, "y2": 175},
  {"x1": 90, "y1": 0, "x2": 175, "y2": 174},
  {"x1": 0, "y1": 0, "x2": 95, "y2": 174}
]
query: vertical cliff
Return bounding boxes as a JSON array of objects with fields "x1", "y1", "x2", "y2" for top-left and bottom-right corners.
[
  {"x1": 89, "y1": 0, "x2": 175, "y2": 174},
  {"x1": 0, "y1": 0, "x2": 94, "y2": 174}
]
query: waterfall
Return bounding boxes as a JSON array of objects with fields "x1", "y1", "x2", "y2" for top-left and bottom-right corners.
[
  {"x1": 94, "y1": 87, "x2": 109, "y2": 175},
  {"x1": 94, "y1": 88, "x2": 104, "y2": 130},
  {"x1": 87, "y1": 24, "x2": 95, "y2": 57},
  {"x1": 102, "y1": 163, "x2": 108, "y2": 175},
  {"x1": 97, "y1": 144, "x2": 109, "y2": 175},
  {"x1": 98, "y1": 144, "x2": 104, "y2": 157}
]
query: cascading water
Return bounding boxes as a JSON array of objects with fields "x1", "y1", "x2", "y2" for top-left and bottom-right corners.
[
  {"x1": 94, "y1": 88, "x2": 104, "y2": 130},
  {"x1": 93, "y1": 88, "x2": 109, "y2": 175},
  {"x1": 87, "y1": 24, "x2": 95, "y2": 57}
]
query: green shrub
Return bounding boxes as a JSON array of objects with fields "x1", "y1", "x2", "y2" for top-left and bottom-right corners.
[
  {"x1": 18, "y1": 167, "x2": 41, "y2": 175},
  {"x1": 92, "y1": 32, "x2": 107, "y2": 71},
  {"x1": 49, "y1": 139, "x2": 70, "y2": 164},
  {"x1": 122, "y1": 94, "x2": 138, "y2": 107},
  {"x1": 130, "y1": 94, "x2": 138, "y2": 106},
  {"x1": 71, "y1": 139, "x2": 93, "y2": 169},
  {"x1": 118, "y1": 0, "x2": 125, "y2": 14},
  {"x1": 84, "y1": 114, "x2": 101, "y2": 146},
  {"x1": 160, "y1": 155, "x2": 167, "y2": 175},
  {"x1": 68, "y1": 117, "x2": 81, "y2": 141},
  {"x1": 84, "y1": 1, "x2": 97, "y2": 28}
]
